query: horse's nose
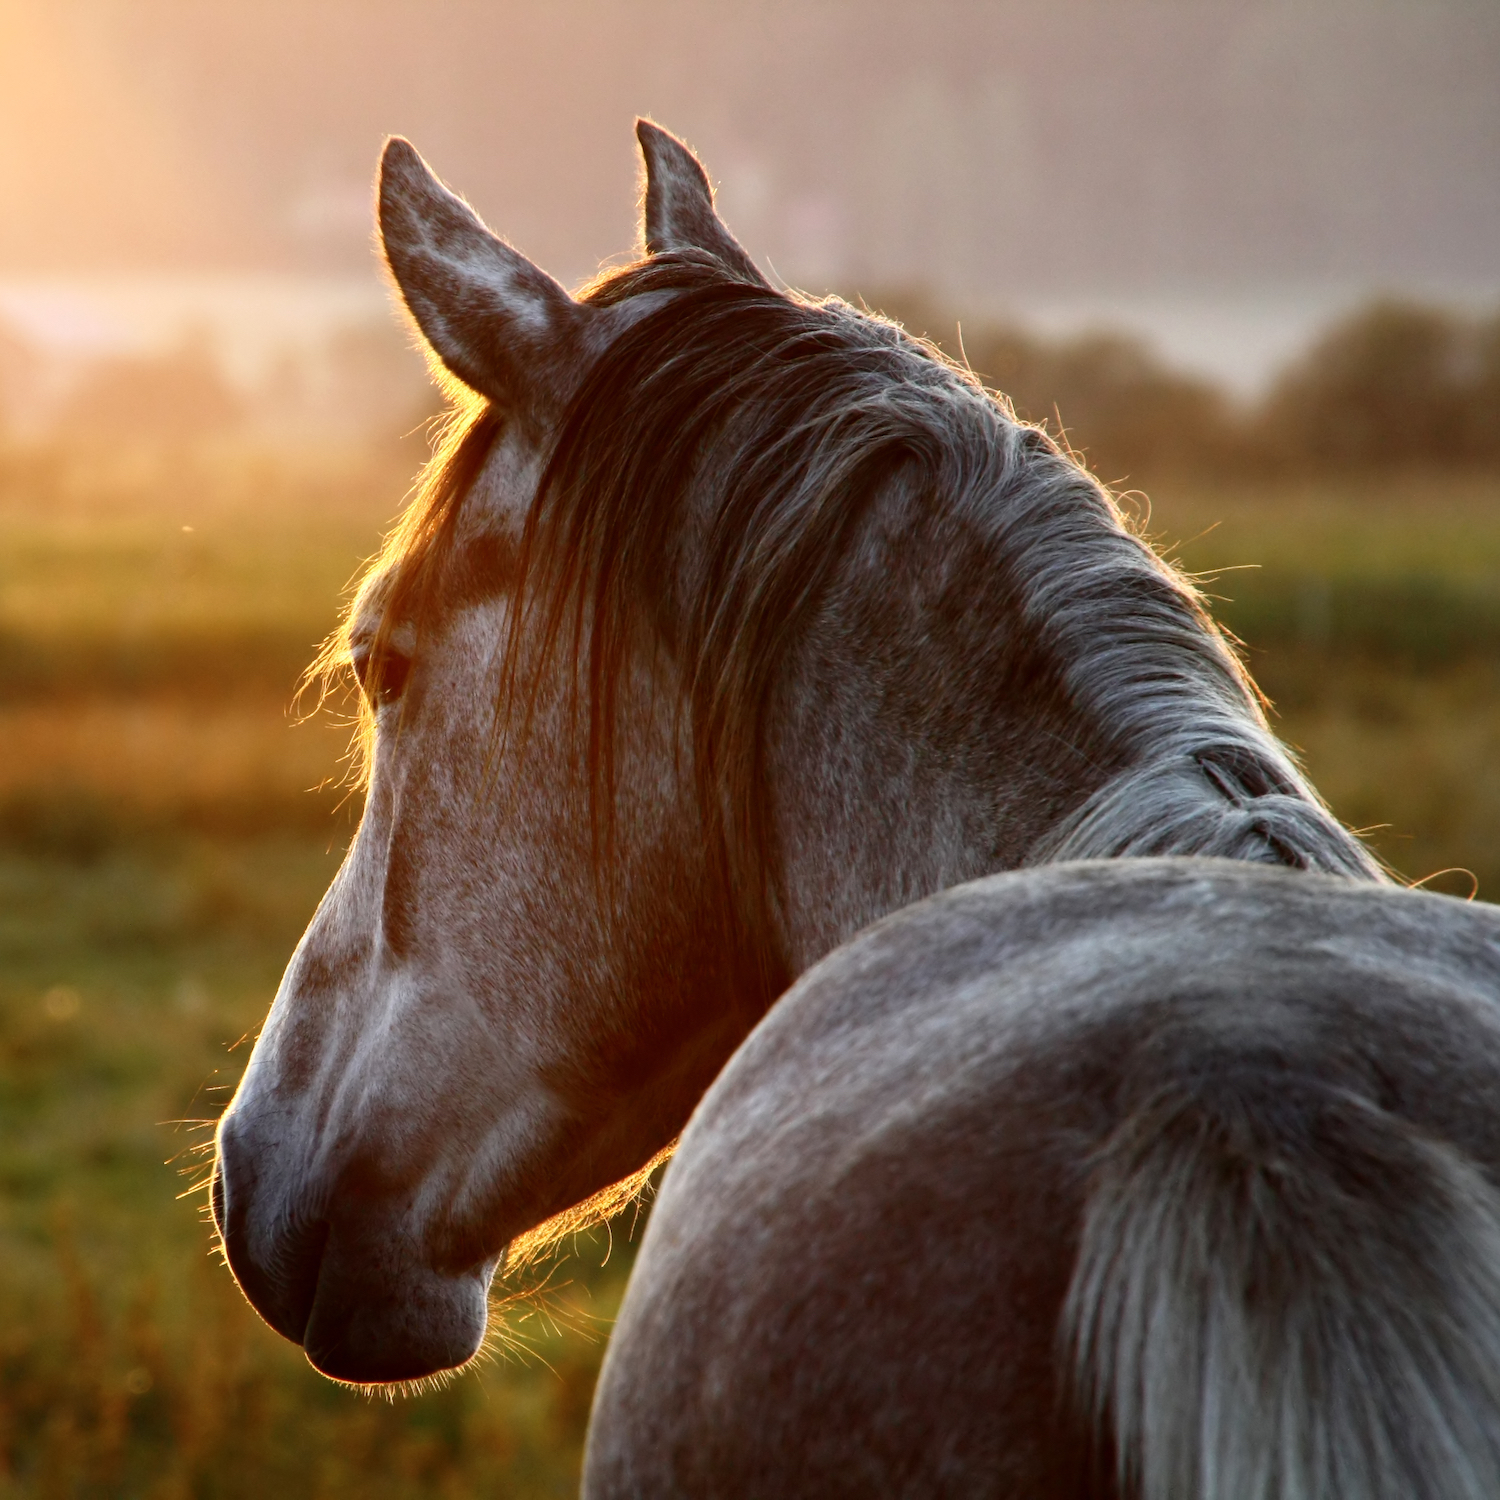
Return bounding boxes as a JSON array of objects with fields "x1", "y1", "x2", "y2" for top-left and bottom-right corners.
[
  {"x1": 213, "y1": 1115, "x2": 329, "y2": 1346},
  {"x1": 214, "y1": 1107, "x2": 495, "y2": 1383}
]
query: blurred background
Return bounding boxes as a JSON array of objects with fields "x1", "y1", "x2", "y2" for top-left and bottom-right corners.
[{"x1": 1, "y1": 1, "x2": 1497, "y2": 1494}]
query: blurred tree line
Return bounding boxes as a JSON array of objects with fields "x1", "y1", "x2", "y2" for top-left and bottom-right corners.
[
  {"x1": 870, "y1": 294, "x2": 1500, "y2": 482},
  {"x1": 0, "y1": 295, "x2": 1496, "y2": 480},
  {"x1": 0, "y1": 320, "x2": 439, "y2": 451},
  {"x1": 1259, "y1": 302, "x2": 1500, "y2": 471}
]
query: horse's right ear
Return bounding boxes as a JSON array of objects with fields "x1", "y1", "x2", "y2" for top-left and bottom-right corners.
[
  {"x1": 636, "y1": 121, "x2": 768, "y2": 287},
  {"x1": 378, "y1": 137, "x2": 588, "y2": 416}
]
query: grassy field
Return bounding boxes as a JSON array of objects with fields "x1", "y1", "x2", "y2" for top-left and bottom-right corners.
[
  {"x1": 1, "y1": 440, "x2": 1497, "y2": 1496},
  {"x1": 1145, "y1": 470, "x2": 1500, "y2": 896}
]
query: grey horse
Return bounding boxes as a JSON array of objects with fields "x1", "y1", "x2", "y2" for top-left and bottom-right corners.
[{"x1": 212, "y1": 123, "x2": 1500, "y2": 1497}]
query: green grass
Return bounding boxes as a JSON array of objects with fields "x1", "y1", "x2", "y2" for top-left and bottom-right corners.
[
  {"x1": 1256, "y1": 652, "x2": 1500, "y2": 896},
  {"x1": 0, "y1": 831, "x2": 633, "y2": 1499},
  {"x1": 1147, "y1": 470, "x2": 1500, "y2": 658},
  {"x1": 1144, "y1": 470, "x2": 1500, "y2": 895},
  {"x1": 0, "y1": 443, "x2": 1497, "y2": 1494},
  {"x1": 0, "y1": 443, "x2": 406, "y2": 700}
]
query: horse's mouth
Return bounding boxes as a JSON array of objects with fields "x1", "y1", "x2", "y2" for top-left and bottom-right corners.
[
  {"x1": 300, "y1": 1246, "x2": 495, "y2": 1385},
  {"x1": 213, "y1": 1151, "x2": 494, "y2": 1384}
]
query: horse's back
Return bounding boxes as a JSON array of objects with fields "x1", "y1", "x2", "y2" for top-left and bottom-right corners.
[{"x1": 584, "y1": 859, "x2": 1500, "y2": 1499}]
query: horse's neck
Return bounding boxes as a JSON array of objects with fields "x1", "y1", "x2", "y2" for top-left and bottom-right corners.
[
  {"x1": 770, "y1": 683, "x2": 1375, "y2": 977},
  {"x1": 768, "y1": 588, "x2": 1118, "y2": 975},
  {"x1": 766, "y1": 513, "x2": 1382, "y2": 977}
]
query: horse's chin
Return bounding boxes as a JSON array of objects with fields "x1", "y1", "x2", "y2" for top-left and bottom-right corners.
[{"x1": 300, "y1": 1232, "x2": 499, "y2": 1385}]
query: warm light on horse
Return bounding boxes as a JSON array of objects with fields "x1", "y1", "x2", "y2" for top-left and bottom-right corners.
[{"x1": 213, "y1": 122, "x2": 1500, "y2": 1498}]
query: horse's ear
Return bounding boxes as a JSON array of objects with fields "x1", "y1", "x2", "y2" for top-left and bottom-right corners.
[
  {"x1": 636, "y1": 120, "x2": 768, "y2": 287},
  {"x1": 378, "y1": 137, "x2": 587, "y2": 414}
]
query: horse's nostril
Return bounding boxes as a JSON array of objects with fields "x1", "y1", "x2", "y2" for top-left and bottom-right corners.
[{"x1": 215, "y1": 1127, "x2": 330, "y2": 1347}]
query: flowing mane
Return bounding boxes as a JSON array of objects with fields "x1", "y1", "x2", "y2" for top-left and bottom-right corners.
[{"x1": 333, "y1": 251, "x2": 1381, "y2": 952}]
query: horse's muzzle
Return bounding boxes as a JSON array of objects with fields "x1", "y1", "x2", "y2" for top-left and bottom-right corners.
[{"x1": 213, "y1": 1116, "x2": 495, "y2": 1383}]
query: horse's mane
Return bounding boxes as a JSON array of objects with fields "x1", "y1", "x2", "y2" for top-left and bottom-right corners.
[{"x1": 324, "y1": 253, "x2": 1382, "y2": 955}]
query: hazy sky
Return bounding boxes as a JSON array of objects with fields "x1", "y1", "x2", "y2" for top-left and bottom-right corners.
[{"x1": 2, "y1": 0, "x2": 1497, "y2": 304}]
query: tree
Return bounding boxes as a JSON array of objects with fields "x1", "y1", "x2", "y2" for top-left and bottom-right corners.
[{"x1": 1259, "y1": 300, "x2": 1472, "y2": 469}]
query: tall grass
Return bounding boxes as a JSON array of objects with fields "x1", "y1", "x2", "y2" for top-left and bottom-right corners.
[
  {"x1": 0, "y1": 818, "x2": 635, "y2": 1497},
  {"x1": 0, "y1": 439, "x2": 1496, "y2": 1493}
]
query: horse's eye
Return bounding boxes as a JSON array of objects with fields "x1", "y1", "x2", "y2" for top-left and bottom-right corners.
[{"x1": 351, "y1": 640, "x2": 412, "y2": 708}]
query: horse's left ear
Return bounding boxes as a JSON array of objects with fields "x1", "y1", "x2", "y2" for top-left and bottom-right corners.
[
  {"x1": 378, "y1": 137, "x2": 590, "y2": 418},
  {"x1": 636, "y1": 120, "x2": 768, "y2": 287}
]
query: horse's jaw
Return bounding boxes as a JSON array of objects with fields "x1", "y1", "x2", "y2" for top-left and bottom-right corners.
[{"x1": 211, "y1": 845, "x2": 730, "y2": 1385}]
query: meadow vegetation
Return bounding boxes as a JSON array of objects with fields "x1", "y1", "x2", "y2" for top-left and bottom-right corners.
[{"x1": 0, "y1": 296, "x2": 1496, "y2": 1494}]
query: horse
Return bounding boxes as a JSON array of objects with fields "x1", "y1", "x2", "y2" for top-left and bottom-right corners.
[{"x1": 211, "y1": 121, "x2": 1500, "y2": 1497}]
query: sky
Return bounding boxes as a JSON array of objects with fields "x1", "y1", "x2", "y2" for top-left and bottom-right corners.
[{"x1": 1, "y1": 0, "x2": 1497, "y2": 391}]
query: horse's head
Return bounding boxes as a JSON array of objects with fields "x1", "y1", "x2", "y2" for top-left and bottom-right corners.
[{"x1": 213, "y1": 125, "x2": 791, "y2": 1383}]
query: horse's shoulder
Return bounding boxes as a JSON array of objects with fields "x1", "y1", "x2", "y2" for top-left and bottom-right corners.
[{"x1": 589, "y1": 862, "x2": 1500, "y2": 1498}]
